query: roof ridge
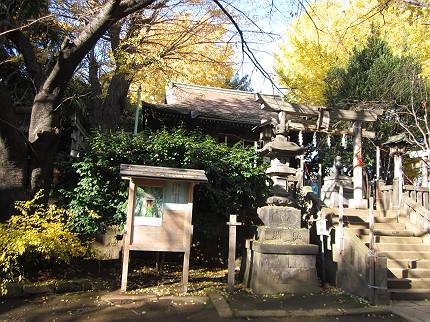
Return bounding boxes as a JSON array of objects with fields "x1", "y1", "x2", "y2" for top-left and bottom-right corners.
[
  {"x1": 168, "y1": 81, "x2": 283, "y2": 98},
  {"x1": 169, "y1": 81, "x2": 254, "y2": 96}
]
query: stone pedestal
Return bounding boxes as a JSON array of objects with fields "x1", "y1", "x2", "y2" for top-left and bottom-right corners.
[
  {"x1": 321, "y1": 176, "x2": 353, "y2": 208},
  {"x1": 243, "y1": 206, "x2": 319, "y2": 294},
  {"x1": 348, "y1": 198, "x2": 368, "y2": 209}
]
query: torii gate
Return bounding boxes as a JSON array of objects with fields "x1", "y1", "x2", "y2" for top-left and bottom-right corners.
[{"x1": 255, "y1": 93, "x2": 383, "y2": 209}]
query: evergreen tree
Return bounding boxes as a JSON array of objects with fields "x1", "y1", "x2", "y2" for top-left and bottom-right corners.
[
  {"x1": 306, "y1": 33, "x2": 429, "y2": 182},
  {"x1": 224, "y1": 73, "x2": 253, "y2": 92}
]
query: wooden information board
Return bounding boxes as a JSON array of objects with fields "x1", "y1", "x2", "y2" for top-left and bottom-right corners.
[{"x1": 120, "y1": 164, "x2": 207, "y2": 292}]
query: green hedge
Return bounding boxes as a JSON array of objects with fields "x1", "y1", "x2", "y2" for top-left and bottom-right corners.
[{"x1": 59, "y1": 128, "x2": 269, "y2": 237}]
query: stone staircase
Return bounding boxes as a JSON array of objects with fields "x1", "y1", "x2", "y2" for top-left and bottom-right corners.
[{"x1": 323, "y1": 208, "x2": 430, "y2": 300}]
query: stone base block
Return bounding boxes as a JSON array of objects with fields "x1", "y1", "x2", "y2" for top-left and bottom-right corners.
[
  {"x1": 348, "y1": 198, "x2": 368, "y2": 209},
  {"x1": 321, "y1": 177, "x2": 353, "y2": 208},
  {"x1": 90, "y1": 241, "x2": 122, "y2": 260},
  {"x1": 257, "y1": 206, "x2": 301, "y2": 228},
  {"x1": 256, "y1": 227, "x2": 309, "y2": 244},
  {"x1": 23, "y1": 282, "x2": 55, "y2": 295},
  {"x1": 243, "y1": 240, "x2": 319, "y2": 295},
  {"x1": 252, "y1": 241, "x2": 318, "y2": 255}
]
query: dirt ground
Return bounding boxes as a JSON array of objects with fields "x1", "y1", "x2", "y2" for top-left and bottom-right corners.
[
  {"x1": 0, "y1": 259, "x2": 408, "y2": 321},
  {"x1": 0, "y1": 290, "x2": 407, "y2": 322}
]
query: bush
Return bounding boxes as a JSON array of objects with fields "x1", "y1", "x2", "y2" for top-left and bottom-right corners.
[
  {"x1": 0, "y1": 191, "x2": 86, "y2": 293},
  {"x1": 58, "y1": 128, "x2": 269, "y2": 238}
]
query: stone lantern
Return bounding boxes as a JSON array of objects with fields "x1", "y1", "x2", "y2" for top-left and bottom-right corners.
[
  {"x1": 382, "y1": 133, "x2": 411, "y2": 209},
  {"x1": 260, "y1": 134, "x2": 305, "y2": 206},
  {"x1": 243, "y1": 119, "x2": 319, "y2": 295}
]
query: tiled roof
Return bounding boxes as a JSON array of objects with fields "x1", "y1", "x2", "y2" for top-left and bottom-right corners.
[{"x1": 143, "y1": 82, "x2": 279, "y2": 125}]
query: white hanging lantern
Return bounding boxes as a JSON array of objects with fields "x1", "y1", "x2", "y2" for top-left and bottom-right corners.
[
  {"x1": 299, "y1": 130, "x2": 303, "y2": 146},
  {"x1": 341, "y1": 133, "x2": 347, "y2": 149}
]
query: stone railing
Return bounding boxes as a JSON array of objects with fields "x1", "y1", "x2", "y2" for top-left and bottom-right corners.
[
  {"x1": 335, "y1": 228, "x2": 388, "y2": 305},
  {"x1": 377, "y1": 181, "x2": 430, "y2": 213},
  {"x1": 403, "y1": 185, "x2": 430, "y2": 211},
  {"x1": 402, "y1": 196, "x2": 430, "y2": 242},
  {"x1": 377, "y1": 183, "x2": 393, "y2": 212}
]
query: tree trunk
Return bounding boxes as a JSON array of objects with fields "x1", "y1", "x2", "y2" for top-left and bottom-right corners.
[
  {"x1": 0, "y1": 87, "x2": 28, "y2": 220},
  {"x1": 101, "y1": 73, "x2": 131, "y2": 129},
  {"x1": 26, "y1": 0, "x2": 159, "y2": 193},
  {"x1": 89, "y1": 22, "x2": 132, "y2": 130}
]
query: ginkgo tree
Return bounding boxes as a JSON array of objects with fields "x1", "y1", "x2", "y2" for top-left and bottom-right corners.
[
  {"x1": 274, "y1": 0, "x2": 430, "y2": 105},
  {"x1": 123, "y1": 11, "x2": 235, "y2": 103},
  {"x1": 73, "y1": 0, "x2": 236, "y2": 128},
  {"x1": 0, "y1": 0, "x2": 282, "y2": 219}
]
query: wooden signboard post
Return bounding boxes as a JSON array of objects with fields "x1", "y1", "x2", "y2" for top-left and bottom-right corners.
[{"x1": 119, "y1": 164, "x2": 208, "y2": 292}]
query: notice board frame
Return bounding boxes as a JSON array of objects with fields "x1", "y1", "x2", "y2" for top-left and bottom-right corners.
[{"x1": 119, "y1": 164, "x2": 207, "y2": 292}]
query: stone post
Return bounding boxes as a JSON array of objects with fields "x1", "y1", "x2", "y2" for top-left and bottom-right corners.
[
  {"x1": 227, "y1": 215, "x2": 241, "y2": 292},
  {"x1": 376, "y1": 146, "x2": 380, "y2": 181},
  {"x1": 392, "y1": 178, "x2": 400, "y2": 210},
  {"x1": 394, "y1": 154, "x2": 402, "y2": 182},
  {"x1": 422, "y1": 158, "x2": 429, "y2": 188},
  {"x1": 350, "y1": 121, "x2": 367, "y2": 208},
  {"x1": 393, "y1": 153, "x2": 403, "y2": 208},
  {"x1": 368, "y1": 197, "x2": 375, "y2": 305},
  {"x1": 376, "y1": 180, "x2": 384, "y2": 214}
]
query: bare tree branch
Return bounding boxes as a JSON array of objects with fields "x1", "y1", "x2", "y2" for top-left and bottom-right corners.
[
  {"x1": 212, "y1": 0, "x2": 280, "y2": 93},
  {"x1": 0, "y1": 15, "x2": 54, "y2": 38}
]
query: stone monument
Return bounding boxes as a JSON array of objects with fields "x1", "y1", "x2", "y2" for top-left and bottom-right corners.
[
  {"x1": 243, "y1": 117, "x2": 319, "y2": 294},
  {"x1": 321, "y1": 156, "x2": 353, "y2": 208}
]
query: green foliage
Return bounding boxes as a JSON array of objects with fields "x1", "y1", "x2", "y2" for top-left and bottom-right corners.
[
  {"x1": 59, "y1": 128, "x2": 269, "y2": 236},
  {"x1": 224, "y1": 73, "x2": 253, "y2": 92},
  {"x1": 325, "y1": 34, "x2": 424, "y2": 110},
  {"x1": 311, "y1": 33, "x2": 429, "y2": 181},
  {"x1": 0, "y1": 191, "x2": 86, "y2": 293}
]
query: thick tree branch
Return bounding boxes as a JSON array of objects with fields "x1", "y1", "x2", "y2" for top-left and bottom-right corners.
[
  {"x1": 29, "y1": 0, "x2": 162, "y2": 142},
  {"x1": 0, "y1": 20, "x2": 44, "y2": 90},
  {"x1": 402, "y1": 0, "x2": 430, "y2": 7}
]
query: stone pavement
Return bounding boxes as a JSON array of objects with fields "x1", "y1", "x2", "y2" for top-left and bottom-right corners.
[
  {"x1": 208, "y1": 290, "x2": 430, "y2": 322},
  {"x1": 391, "y1": 301, "x2": 430, "y2": 322}
]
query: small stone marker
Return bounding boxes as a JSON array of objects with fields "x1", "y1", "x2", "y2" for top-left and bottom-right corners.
[
  {"x1": 316, "y1": 218, "x2": 328, "y2": 283},
  {"x1": 316, "y1": 219, "x2": 328, "y2": 236},
  {"x1": 227, "y1": 214, "x2": 242, "y2": 292}
]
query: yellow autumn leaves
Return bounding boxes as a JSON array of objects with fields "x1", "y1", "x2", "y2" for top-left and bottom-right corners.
[
  {"x1": 121, "y1": 12, "x2": 235, "y2": 103},
  {"x1": 274, "y1": 0, "x2": 430, "y2": 105}
]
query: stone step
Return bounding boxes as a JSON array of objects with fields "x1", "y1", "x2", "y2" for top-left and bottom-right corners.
[
  {"x1": 322, "y1": 208, "x2": 398, "y2": 217},
  {"x1": 359, "y1": 235, "x2": 422, "y2": 244},
  {"x1": 321, "y1": 208, "x2": 370, "y2": 216},
  {"x1": 377, "y1": 210, "x2": 401, "y2": 217},
  {"x1": 371, "y1": 216, "x2": 400, "y2": 223},
  {"x1": 351, "y1": 228, "x2": 414, "y2": 237},
  {"x1": 348, "y1": 223, "x2": 406, "y2": 230},
  {"x1": 388, "y1": 278, "x2": 430, "y2": 289},
  {"x1": 372, "y1": 243, "x2": 430, "y2": 252},
  {"x1": 379, "y1": 251, "x2": 430, "y2": 260},
  {"x1": 387, "y1": 259, "x2": 430, "y2": 269},
  {"x1": 389, "y1": 268, "x2": 430, "y2": 278},
  {"x1": 389, "y1": 288, "x2": 430, "y2": 300},
  {"x1": 332, "y1": 216, "x2": 400, "y2": 225}
]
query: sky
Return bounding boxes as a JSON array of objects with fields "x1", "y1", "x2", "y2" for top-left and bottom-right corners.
[{"x1": 226, "y1": 1, "x2": 302, "y2": 95}]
